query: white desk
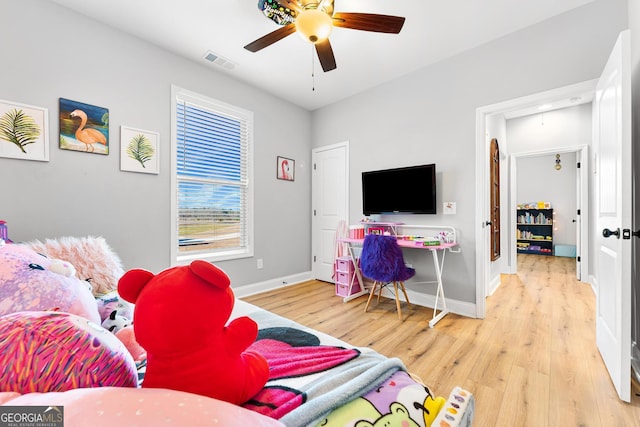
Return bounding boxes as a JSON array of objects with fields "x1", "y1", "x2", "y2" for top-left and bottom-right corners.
[{"x1": 338, "y1": 236, "x2": 457, "y2": 328}]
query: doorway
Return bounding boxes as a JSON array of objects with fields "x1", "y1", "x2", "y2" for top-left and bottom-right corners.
[
  {"x1": 509, "y1": 146, "x2": 588, "y2": 281},
  {"x1": 475, "y1": 79, "x2": 597, "y2": 319}
]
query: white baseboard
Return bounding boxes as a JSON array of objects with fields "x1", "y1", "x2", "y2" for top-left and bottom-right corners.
[
  {"x1": 487, "y1": 274, "x2": 501, "y2": 296},
  {"x1": 588, "y1": 274, "x2": 597, "y2": 296},
  {"x1": 235, "y1": 273, "x2": 477, "y2": 320},
  {"x1": 406, "y1": 289, "x2": 477, "y2": 319},
  {"x1": 234, "y1": 271, "x2": 313, "y2": 298},
  {"x1": 370, "y1": 286, "x2": 477, "y2": 320}
]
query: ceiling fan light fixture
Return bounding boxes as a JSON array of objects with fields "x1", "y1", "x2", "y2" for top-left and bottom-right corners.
[{"x1": 295, "y1": 8, "x2": 332, "y2": 43}]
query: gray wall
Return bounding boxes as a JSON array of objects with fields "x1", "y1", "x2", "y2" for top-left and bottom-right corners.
[
  {"x1": 0, "y1": 0, "x2": 312, "y2": 286},
  {"x1": 507, "y1": 103, "x2": 592, "y2": 153},
  {"x1": 515, "y1": 153, "x2": 577, "y2": 247},
  {"x1": 310, "y1": 0, "x2": 628, "y2": 304}
]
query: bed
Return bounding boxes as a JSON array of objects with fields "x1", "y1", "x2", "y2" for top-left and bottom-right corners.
[
  {"x1": 234, "y1": 299, "x2": 475, "y2": 426},
  {"x1": 0, "y1": 237, "x2": 474, "y2": 427}
]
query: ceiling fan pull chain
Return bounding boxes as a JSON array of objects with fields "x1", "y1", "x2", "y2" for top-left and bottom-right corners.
[{"x1": 311, "y1": 45, "x2": 315, "y2": 91}]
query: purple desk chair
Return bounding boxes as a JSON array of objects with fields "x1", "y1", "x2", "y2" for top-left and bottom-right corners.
[{"x1": 360, "y1": 234, "x2": 415, "y2": 321}]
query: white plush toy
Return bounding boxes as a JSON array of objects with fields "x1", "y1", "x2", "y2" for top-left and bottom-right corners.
[
  {"x1": 101, "y1": 309, "x2": 132, "y2": 333},
  {"x1": 48, "y1": 259, "x2": 77, "y2": 277}
]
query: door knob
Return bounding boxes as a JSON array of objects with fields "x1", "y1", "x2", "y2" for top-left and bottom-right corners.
[
  {"x1": 484, "y1": 221, "x2": 492, "y2": 226},
  {"x1": 602, "y1": 228, "x2": 620, "y2": 238}
]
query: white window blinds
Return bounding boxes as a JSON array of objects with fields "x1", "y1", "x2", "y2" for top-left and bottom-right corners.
[{"x1": 173, "y1": 89, "x2": 253, "y2": 261}]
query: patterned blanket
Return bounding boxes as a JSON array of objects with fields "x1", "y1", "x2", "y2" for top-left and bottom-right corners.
[{"x1": 232, "y1": 301, "x2": 474, "y2": 427}]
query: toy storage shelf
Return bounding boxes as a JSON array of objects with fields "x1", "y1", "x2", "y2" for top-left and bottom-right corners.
[
  {"x1": 516, "y1": 208, "x2": 553, "y2": 256},
  {"x1": 334, "y1": 256, "x2": 361, "y2": 297}
]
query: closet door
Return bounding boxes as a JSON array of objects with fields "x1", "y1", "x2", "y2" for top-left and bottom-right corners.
[{"x1": 312, "y1": 142, "x2": 349, "y2": 283}]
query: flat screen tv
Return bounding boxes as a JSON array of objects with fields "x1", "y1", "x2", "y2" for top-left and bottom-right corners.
[{"x1": 362, "y1": 164, "x2": 436, "y2": 215}]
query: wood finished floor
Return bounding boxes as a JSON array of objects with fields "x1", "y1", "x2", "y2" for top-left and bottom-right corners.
[{"x1": 243, "y1": 254, "x2": 640, "y2": 426}]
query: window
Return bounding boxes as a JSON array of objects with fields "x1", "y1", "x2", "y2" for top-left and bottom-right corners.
[{"x1": 171, "y1": 86, "x2": 253, "y2": 264}]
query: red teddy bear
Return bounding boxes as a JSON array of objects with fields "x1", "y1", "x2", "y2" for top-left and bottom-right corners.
[{"x1": 118, "y1": 260, "x2": 269, "y2": 405}]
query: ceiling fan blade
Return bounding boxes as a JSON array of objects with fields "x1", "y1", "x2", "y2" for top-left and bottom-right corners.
[
  {"x1": 332, "y1": 12, "x2": 405, "y2": 34},
  {"x1": 315, "y1": 39, "x2": 336, "y2": 72},
  {"x1": 244, "y1": 24, "x2": 297, "y2": 52}
]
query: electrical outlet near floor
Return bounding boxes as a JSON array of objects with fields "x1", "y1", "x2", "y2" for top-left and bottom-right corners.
[{"x1": 257, "y1": 258, "x2": 263, "y2": 269}]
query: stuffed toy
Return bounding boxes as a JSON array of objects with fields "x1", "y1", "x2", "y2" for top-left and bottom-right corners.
[
  {"x1": 0, "y1": 311, "x2": 138, "y2": 393},
  {"x1": 118, "y1": 260, "x2": 269, "y2": 405},
  {"x1": 101, "y1": 309, "x2": 131, "y2": 333},
  {"x1": 96, "y1": 289, "x2": 134, "y2": 323},
  {"x1": 0, "y1": 243, "x2": 100, "y2": 324},
  {"x1": 26, "y1": 236, "x2": 125, "y2": 295},
  {"x1": 115, "y1": 325, "x2": 147, "y2": 362}
]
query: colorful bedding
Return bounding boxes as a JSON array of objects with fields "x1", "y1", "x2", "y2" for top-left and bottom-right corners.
[{"x1": 230, "y1": 300, "x2": 475, "y2": 427}]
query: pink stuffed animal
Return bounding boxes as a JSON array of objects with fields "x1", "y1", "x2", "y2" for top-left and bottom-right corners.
[
  {"x1": 115, "y1": 325, "x2": 147, "y2": 362},
  {"x1": 0, "y1": 244, "x2": 100, "y2": 323}
]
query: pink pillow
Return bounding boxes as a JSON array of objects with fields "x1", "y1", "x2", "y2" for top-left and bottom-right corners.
[
  {"x1": 0, "y1": 311, "x2": 137, "y2": 393},
  {"x1": 1, "y1": 387, "x2": 285, "y2": 427},
  {"x1": 0, "y1": 392, "x2": 20, "y2": 404}
]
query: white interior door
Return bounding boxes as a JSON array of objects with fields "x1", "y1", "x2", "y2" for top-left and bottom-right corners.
[
  {"x1": 575, "y1": 152, "x2": 582, "y2": 280},
  {"x1": 312, "y1": 142, "x2": 349, "y2": 283},
  {"x1": 593, "y1": 30, "x2": 632, "y2": 402}
]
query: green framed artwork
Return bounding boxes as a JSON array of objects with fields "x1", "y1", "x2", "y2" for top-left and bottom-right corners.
[
  {"x1": 120, "y1": 126, "x2": 159, "y2": 174},
  {"x1": 0, "y1": 99, "x2": 49, "y2": 162}
]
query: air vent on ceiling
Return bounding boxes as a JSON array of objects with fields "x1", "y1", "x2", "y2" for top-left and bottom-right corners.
[{"x1": 203, "y1": 51, "x2": 235, "y2": 70}]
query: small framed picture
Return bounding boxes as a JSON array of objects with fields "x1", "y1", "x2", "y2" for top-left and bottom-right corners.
[
  {"x1": 120, "y1": 126, "x2": 159, "y2": 174},
  {"x1": 277, "y1": 156, "x2": 295, "y2": 181},
  {"x1": 0, "y1": 99, "x2": 49, "y2": 162},
  {"x1": 59, "y1": 98, "x2": 109, "y2": 155}
]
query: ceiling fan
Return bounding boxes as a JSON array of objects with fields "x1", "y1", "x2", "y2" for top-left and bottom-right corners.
[{"x1": 244, "y1": 0, "x2": 405, "y2": 72}]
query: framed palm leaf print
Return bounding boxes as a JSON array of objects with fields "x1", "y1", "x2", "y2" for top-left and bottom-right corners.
[{"x1": 120, "y1": 126, "x2": 159, "y2": 174}]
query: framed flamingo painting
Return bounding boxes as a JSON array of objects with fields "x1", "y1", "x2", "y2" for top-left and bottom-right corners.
[
  {"x1": 277, "y1": 156, "x2": 294, "y2": 181},
  {"x1": 59, "y1": 98, "x2": 109, "y2": 155}
]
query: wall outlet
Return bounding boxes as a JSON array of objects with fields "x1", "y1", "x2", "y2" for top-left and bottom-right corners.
[{"x1": 257, "y1": 258, "x2": 263, "y2": 269}]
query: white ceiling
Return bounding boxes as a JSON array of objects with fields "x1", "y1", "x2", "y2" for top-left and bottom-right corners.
[{"x1": 50, "y1": 0, "x2": 596, "y2": 111}]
